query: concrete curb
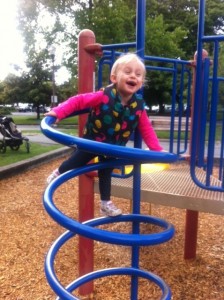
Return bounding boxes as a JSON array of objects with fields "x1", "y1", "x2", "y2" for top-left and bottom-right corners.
[{"x1": 0, "y1": 147, "x2": 73, "y2": 180}]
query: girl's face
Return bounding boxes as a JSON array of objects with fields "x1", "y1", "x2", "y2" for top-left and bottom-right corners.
[{"x1": 110, "y1": 61, "x2": 144, "y2": 102}]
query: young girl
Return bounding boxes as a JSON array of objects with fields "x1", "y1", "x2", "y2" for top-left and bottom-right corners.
[{"x1": 45, "y1": 53, "x2": 163, "y2": 217}]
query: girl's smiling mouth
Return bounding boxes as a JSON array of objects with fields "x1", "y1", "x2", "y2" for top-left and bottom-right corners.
[{"x1": 126, "y1": 80, "x2": 136, "y2": 86}]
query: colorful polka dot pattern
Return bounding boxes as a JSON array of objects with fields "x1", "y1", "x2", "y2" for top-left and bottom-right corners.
[{"x1": 83, "y1": 85, "x2": 145, "y2": 145}]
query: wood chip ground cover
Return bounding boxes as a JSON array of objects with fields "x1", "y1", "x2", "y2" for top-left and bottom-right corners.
[{"x1": 0, "y1": 158, "x2": 223, "y2": 299}]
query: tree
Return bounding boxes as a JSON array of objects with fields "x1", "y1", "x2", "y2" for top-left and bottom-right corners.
[
  {"x1": 143, "y1": 15, "x2": 187, "y2": 110},
  {"x1": 16, "y1": 0, "x2": 224, "y2": 112},
  {"x1": 18, "y1": 0, "x2": 224, "y2": 67},
  {"x1": 17, "y1": 0, "x2": 137, "y2": 79},
  {"x1": 0, "y1": 81, "x2": 6, "y2": 105},
  {"x1": 74, "y1": 0, "x2": 136, "y2": 44},
  {"x1": 146, "y1": 0, "x2": 224, "y2": 58},
  {"x1": 17, "y1": 0, "x2": 80, "y2": 78},
  {"x1": 2, "y1": 52, "x2": 53, "y2": 119},
  {"x1": 3, "y1": 74, "x2": 27, "y2": 105}
]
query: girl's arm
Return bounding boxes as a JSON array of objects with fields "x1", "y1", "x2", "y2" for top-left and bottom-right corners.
[
  {"x1": 46, "y1": 91, "x2": 108, "y2": 121},
  {"x1": 138, "y1": 110, "x2": 163, "y2": 151}
]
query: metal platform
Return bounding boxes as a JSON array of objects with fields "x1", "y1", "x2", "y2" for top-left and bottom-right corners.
[{"x1": 94, "y1": 163, "x2": 224, "y2": 216}]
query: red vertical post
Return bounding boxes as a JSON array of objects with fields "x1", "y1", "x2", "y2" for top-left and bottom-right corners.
[
  {"x1": 184, "y1": 52, "x2": 199, "y2": 260},
  {"x1": 78, "y1": 29, "x2": 95, "y2": 295},
  {"x1": 184, "y1": 210, "x2": 199, "y2": 259}
]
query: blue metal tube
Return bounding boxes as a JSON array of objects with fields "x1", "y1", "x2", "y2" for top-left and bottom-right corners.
[
  {"x1": 145, "y1": 54, "x2": 190, "y2": 65},
  {"x1": 206, "y1": 40, "x2": 219, "y2": 185},
  {"x1": 169, "y1": 62, "x2": 177, "y2": 153},
  {"x1": 101, "y1": 42, "x2": 136, "y2": 50},
  {"x1": 131, "y1": 1, "x2": 146, "y2": 298},
  {"x1": 203, "y1": 35, "x2": 224, "y2": 42},
  {"x1": 220, "y1": 111, "x2": 224, "y2": 186},
  {"x1": 146, "y1": 65, "x2": 175, "y2": 73},
  {"x1": 198, "y1": 57, "x2": 210, "y2": 167},
  {"x1": 45, "y1": 226, "x2": 172, "y2": 300},
  {"x1": 98, "y1": 56, "x2": 113, "y2": 88},
  {"x1": 176, "y1": 64, "x2": 185, "y2": 154},
  {"x1": 183, "y1": 68, "x2": 192, "y2": 154},
  {"x1": 190, "y1": 0, "x2": 205, "y2": 180}
]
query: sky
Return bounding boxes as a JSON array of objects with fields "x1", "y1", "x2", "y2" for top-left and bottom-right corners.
[
  {"x1": 0, "y1": 0, "x2": 26, "y2": 81},
  {"x1": 0, "y1": 0, "x2": 70, "y2": 84}
]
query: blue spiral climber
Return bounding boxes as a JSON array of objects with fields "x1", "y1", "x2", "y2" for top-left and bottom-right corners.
[{"x1": 41, "y1": 116, "x2": 178, "y2": 300}]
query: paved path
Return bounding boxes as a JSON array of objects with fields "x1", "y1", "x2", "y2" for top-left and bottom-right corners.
[{"x1": 17, "y1": 125, "x2": 60, "y2": 145}]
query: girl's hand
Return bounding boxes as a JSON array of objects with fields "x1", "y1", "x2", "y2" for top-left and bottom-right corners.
[
  {"x1": 44, "y1": 111, "x2": 59, "y2": 123},
  {"x1": 180, "y1": 153, "x2": 190, "y2": 162},
  {"x1": 145, "y1": 147, "x2": 168, "y2": 152}
]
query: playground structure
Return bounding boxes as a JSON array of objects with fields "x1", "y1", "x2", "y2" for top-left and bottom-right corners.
[
  {"x1": 41, "y1": 0, "x2": 224, "y2": 299},
  {"x1": 42, "y1": 116, "x2": 178, "y2": 299}
]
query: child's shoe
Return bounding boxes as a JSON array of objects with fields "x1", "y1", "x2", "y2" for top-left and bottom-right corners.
[
  {"x1": 47, "y1": 169, "x2": 60, "y2": 184},
  {"x1": 100, "y1": 201, "x2": 122, "y2": 217}
]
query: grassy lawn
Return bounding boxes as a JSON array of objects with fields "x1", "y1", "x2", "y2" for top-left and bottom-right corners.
[
  {"x1": 22, "y1": 128, "x2": 77, "y2": 136},
  {"x1": 0, "y1": 119, "x2": 78, "y2": 167},
  {"x1": 0, "y1": 142, "x2": 62, "y2": 167},
  {"x1": 11, "y1": 114, "x2": 78, "y2": 126},
  {"x1": 156, "y1": 130, "x2": 186, "y2": 139}
]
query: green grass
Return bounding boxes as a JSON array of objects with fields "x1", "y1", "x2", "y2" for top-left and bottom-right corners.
[
  {"x1": 10, "y1": 114, "x2": 78, "y2": 125},
  {"x1": 156, "y1": 131, "x2": 188, "y2": 139},
  {"x1": 22, "y1": 128, "x2": 77, "y2": 135},
  {"x1": 0, "y1": 125, "x2": 77, "y2": 167},
  {"x1": 0, "y1": 142, "x2": 62, "y2": 167},
  {"x1": 156, "y1": 124, "x2": 223, "y2": 140}
]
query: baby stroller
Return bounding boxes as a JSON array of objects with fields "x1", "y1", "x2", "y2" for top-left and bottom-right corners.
[{"x1": 0, "y1": 116, "x2": 30, "y2": 153}]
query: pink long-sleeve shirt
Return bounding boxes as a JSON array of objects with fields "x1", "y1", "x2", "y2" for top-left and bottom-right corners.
[{"x1": 53, "y1": 86, "x2": 163, "y2": 151}]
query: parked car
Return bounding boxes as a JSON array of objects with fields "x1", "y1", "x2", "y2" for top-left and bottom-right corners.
[
  {"x1": 15, "y1": 103, "x2": 33, "y2": 112},
  {"x1": 34, "y1": 106, "x2": 51, "y2": 113}
]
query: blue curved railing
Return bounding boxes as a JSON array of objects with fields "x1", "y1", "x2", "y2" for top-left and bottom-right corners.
[
  {"x1": 41, "y1": 116, "x2": 178, "y2": 164},
  {"x1": 190, "y1": 0, "x2": 224, "y2": 192},
  {"x1": 41, "y1": 115, "x2": 178, "y2": 299}
]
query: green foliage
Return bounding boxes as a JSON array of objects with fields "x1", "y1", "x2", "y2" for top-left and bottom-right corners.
[
  {"x1": 144, "y1": 15, "x2": 187, "y2": 108},
  {"x1": 146, "y1": 0, "x2": 224, "y2": 58},
  {"x1": 145, "y1": 14, "x2": 186, "y2": 58},
  {"x1": 2, "y1": 74, "x2": 26, "y2": 104},
  {"x1": 16, "y1": 1, "x2": 224, "y2": 56},
  {"x1": 0, "y1": 0, "x2": 223, "y2": 115},
  {"x1": 208, "y1": 42, "x2": 224, "y2": 108},
  {"x1": 2, "y1": 53, "x2": 52, "y2": 119},
  {"x1": 78, "y1": 0, "x2": 136, "y2": 44},
  {"x1": 0, "y1": 107, "x2": 12, "y2": 116},
  {"x1": 18, "y1": 0, "x2": 79, "y2": 76},
  {"x1": 17, "y1": 0, "x2": 224, "y2": 73},
  {"x1": 58, "y1": 78, "x2": 78, "y2": 101}
]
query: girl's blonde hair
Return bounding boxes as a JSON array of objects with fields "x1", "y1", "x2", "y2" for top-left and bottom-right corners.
[{"x1": 110, "y1": 53, "x2": 146, "y2": 80}]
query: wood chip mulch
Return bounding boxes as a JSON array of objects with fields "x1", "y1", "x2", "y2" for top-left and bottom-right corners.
[{"x1": 0, "y1": 157, "x2": 224, "y2": 300}]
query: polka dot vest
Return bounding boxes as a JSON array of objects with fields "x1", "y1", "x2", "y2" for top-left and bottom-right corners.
[{"x1": 83, "y1": 84, "x2": 145, "y2": 146}]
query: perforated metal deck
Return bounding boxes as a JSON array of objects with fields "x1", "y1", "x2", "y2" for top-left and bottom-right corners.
[{"x1": 94, "y1": 163, "x2": 224, "y2": 215}]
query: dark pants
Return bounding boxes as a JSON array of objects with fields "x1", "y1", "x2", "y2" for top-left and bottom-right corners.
[{"x1": 58, "y1": 149, "x2": 113, "y2": 200}]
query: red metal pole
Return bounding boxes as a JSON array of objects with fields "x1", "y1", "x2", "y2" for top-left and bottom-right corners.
[
  {"x1": 184, "y1": 210, "x2": 199, "y2": 259},
  {"x1": 184, "y1": 52, "x2": 199, "y2": 260},
  {"x1": 78, "y1": 29, "x2": 95, "y2": 295}
]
